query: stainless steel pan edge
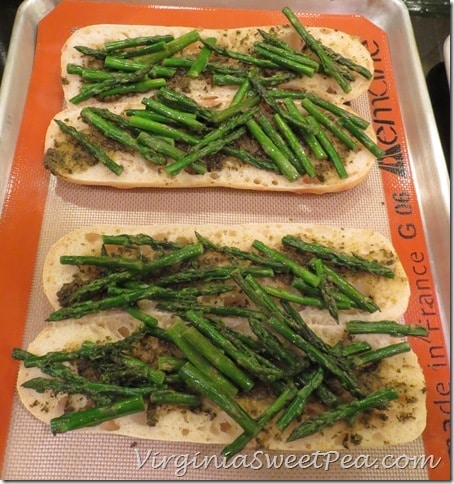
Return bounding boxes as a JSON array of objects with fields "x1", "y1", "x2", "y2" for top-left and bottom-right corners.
[
  {"x1": 0, "y1": 0, "x2": 57, "y2": 210},
  {"x1": 0, "y1": 0, "x2": 450, "y2": 345}
]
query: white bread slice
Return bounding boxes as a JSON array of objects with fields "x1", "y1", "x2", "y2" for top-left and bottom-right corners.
[
  {"x1": 16, "y1": 224, "x2": 425, "y2": 451},
  {"x1": 47, "y1": 23, "x2": 376, "y2": 193},
  {"x1": 62, "y1": 24, "x2": 374, "y2": 108},
  {"x1": 42, "y1": 224, "x2": 410, "y2": 323},
  {"x1": 44, "y1": 102, "x2": 377, "y2": 194},
  {"x1": 16, "y1": 314, "x2": 426, "y2": 451}
]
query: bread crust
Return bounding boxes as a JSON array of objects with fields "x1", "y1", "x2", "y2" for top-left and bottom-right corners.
[
  {"x1": 62, "y1": 24, "x2": 374, "y2": 107},
  {"x1": 44, "y1": 101, "x2": 377, "y2": 193},
  {"x1": 42, "y1": 223, "x2": 410, "y2": 321}
]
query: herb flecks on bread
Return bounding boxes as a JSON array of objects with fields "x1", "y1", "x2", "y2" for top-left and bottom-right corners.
[
  {"x1": 44, "y1": 8, "x2": 383, "y2": 193},
  {"x1": 14, "y1": 224, "x2": 426, "y2": 455}
]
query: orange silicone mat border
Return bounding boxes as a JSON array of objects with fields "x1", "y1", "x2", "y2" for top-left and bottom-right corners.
[
  {"x1": 364, "y1": 38, "x2": 451, "y2": 480},
  {"x1": 0, "y1": 0, "x2": 450, "y2": 479}
]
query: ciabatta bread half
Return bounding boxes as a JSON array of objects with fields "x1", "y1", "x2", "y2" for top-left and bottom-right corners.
[
  {"x1": 16, "y1": 314, "x2": 426, "y2": 451},
  {"x1": 44, "y1": 19, "x2": 380, "y2": 194},
  {"x1": 61, "y1": 24, "x2": 374, "y2": 108},
  {"x1": 44, "y1": 101, "x2": 377, "y2": 193},
  {"x1": 17, "y1": 223, "x2": 425, "y2": 452},
  {"x1": 42, "y1": 223, "x2": 410, "y2": 322}
]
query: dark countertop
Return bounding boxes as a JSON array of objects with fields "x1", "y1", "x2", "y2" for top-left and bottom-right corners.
[{"x1": 0, "y1": 0, "x2": 450, "y2": 165}]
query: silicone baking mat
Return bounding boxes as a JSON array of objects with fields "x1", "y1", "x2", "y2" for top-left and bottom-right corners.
[{"x1": 0, "y1": 0, "x2": 450, "y2": 479}]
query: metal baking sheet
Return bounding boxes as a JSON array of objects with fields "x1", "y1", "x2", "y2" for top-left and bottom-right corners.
[
  {"x1": 0, "y1": 0, "x2": 450, "y2": 480},
  {"x1": 0, "y1": 0, "x2": 449, "y2": 330}
]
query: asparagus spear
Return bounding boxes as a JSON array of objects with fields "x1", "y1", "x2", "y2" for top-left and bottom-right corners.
[
  {"x1": 282, "y1": 235, "x2": 395, "y2": 278},
  {"x1": 230, "y1": 78, "x2": 250, "y2": 106},
  {"x1": 148, "y1": 389, "x2": 200, "y2": 407},
  {"x1": 256, "y1": 113, "x2": 301, "y2": 171},
  {"x1": 269, "y1": 316, "x2": 364, "y2": 398},
  {"x1": 222, "y1": 146, "x2": 279, "y2": 172},
  {"x1": 69, "y1": 61, "x2": 175, "y2": 81},
  {"x1": 281, "y1": 300, "x2": 338, "y2": 356},
  {"x1": 320, "y1": 262, "x2": 380, "y2": 313},
  {"x1": 281, "y1": 7, "x2": 352, "y2": 93},
  {"x1": 179, "y1": 362, "x2": 260, "y2": 435},
  {"x1": 141, "y1": 97, "x2": 206, "y2": 132},
  {"x1": 108, "y1": 40, "x2": 168, "y2": 59},
  {"x1": 120, "y1": 355, "x2": 166, "y2": 385},
  {"x1": 59, "y1": 242, "x2": 203, "y2": 275},
  {"x1": 222, "y1": 386, "x2": 297, "y2": 458},
  {"x1": 194, "y1": 231, "x2": 286, "y2": 272},
  {"x1": 349, "y1": 342, "x2": 411, "y2": 367},
  {"x1": 53, "y1": 119, "x2": 123, "y2": 176},
  {"x1": 50, "y1": 395, "x2": 145, "y2": 434},
  {"x1": 97, "y1": 78, "x2": 166, "y2": 100},
  {"x1": 332, "y1": 340, "x2": 372, "y2": 357},
  {"x1": 157, "y1": 356, "x2": 187, "y2": 373},
  {"x1": 200, "y1": 39, "x2": 279, "y2": 69},
  {"x1": 300, "y1": 98, "x2": 357, "y2": 150},
  {"x1": 47, "y1": 285, "x2": 195, "y2": 321},
  {"x1": 346, "y1": 320, "x2": 428, "y2": 337},
  {"x1": 251, "y1": 239, "x2": 320, "y2": 287},
  {"x1": 313, "y1": 258, "x2": 339, "y2": 321},
  {"x1": 96, "y1": 56, "x2": 177, "y2": 77},
  {"x1": 83, "y1": 106, "x2": 140, "y2": 135},
  {"x1": 185, "y1": 310, "x2": 284, "y2": 382},
  {"x1": 253, "y1": 42, "x2": 316, "y2": 76},
  {"x1": 248, "y1": 316, "x2": 304, "y2": 369},
  {"x1": 123, "y1": 307, "x2": 172, "y2": 343},
  {"x1": 73, "y1": 45, "x2": 109, "y2": 60},
  {"x1": 22, "y1": 362, "x2": 163, "y2": 401},
  {"x1": 187, "y1": 37, "x2": 216, "y2": 78},
  {"x1": 101, "y1": 233, "x2": 184, "y2": 251},
  {"x1": 136, "y1": 131, "x2": 185, "y2": 161},
  {"x1": 209, "y1": 96, "x2": 260, "y2": 124},
  {"x1": 156, "y1": 87, "x2": 213, "y2": 121},
  {"x1": 291, "y1": 277, "x2": 359, "y2": 309},
  {"x1": 165, "y1": 127, "x2": 247, "y2": 176},
  {"x1": 255, "y1": 40, "x2": 320, "y2": 71},
  {"x1": 124, "y1": 306, "x2": 158, "y2": 327},
  {"x1": 213, "y1": 72, "x2": 297, "y2": 88},
  {"x1": 264, "y1": 285, "x2": 354, "y2": 311},
  {"x1": 191, "y1": 107, "x2": 259, "y2": 152},
  {"x1": 268, "y1": 90, "x2": 370, "y2": 129},
  {"x1": 273, "y1": 113, "x2": 317, "y2": 177},
  {"x1": 246, "y1": 119, "x2": 300, "y2": 182},
  {"x1": 305, "y1": 116, "x2": 347, "y2": 179},
  {"x1": 154, "y1": 265, "x2": 274, "y2": 287},
  {"x1": 275, "y1": 367, "x2": 324, "y2": 430},
  {"x1": 104, "y1": 34, "x2": 175, "y2": 51},
  {"x1": 287, "y1": 388, "x2": 399, "y2": 442},
  {"x1": 13, "y1": 324, "x2": 147, "y2": 368},
  {"x1": 182, "y1": 326, "x2": 255, "y2": 392},
  {"x1": 69, "y1": 64, "x2": 156, "y2": 104},
  {"x1": 323, "y1": 44, "x2": 372, "y2": 80},
  {"x1": 167, "y1": 320, "x2": 239, "y2": 397},
  {"x1": 281, "y1": 98, "x2": 327, "y2": 159},
  {"x1": 128, "y1": 114, "x2": 200, "y2": 145},
  {"x1": 80, "y1": 107, "x2": 167, "y2": 165},
  {"x1": 337, "y1": 116, "x2": 386, "y2": 158},
  {"x1": 161, "y1": 57, "x2": 249, "y2": 77},
  {"x1": 129, "y1": 30, "x2": 201, "y2": 66},
  {"x1": 157, "y1": 300, "x2": 264, "y2": 320}
]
